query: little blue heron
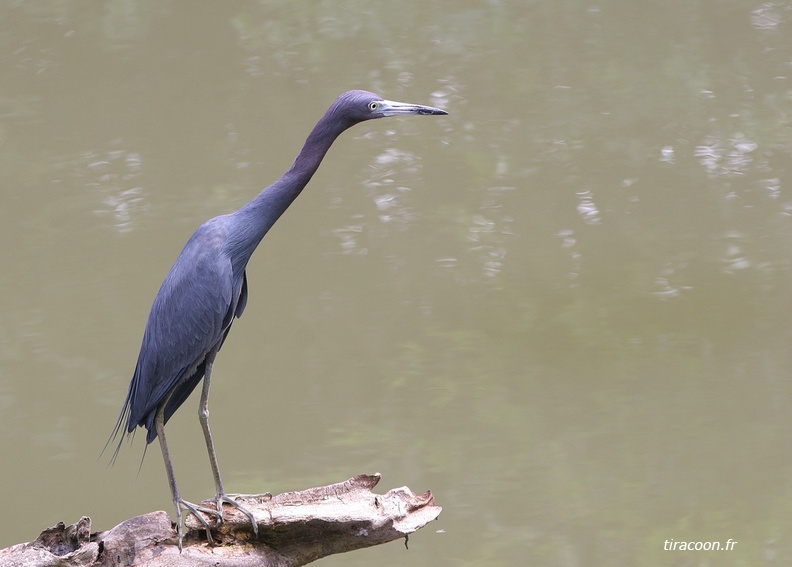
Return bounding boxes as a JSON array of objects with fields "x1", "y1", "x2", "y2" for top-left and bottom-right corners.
[{"x1": 108, "y1": 90, "x2": 447, "y2": 549}]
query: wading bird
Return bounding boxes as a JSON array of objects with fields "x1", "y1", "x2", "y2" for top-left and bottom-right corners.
[{"x1": 108, "y1": 90, "x2": 447, "y2": 549}]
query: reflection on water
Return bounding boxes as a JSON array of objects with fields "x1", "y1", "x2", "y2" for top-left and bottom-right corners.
[
  {"x1": 574, "y1": 189, "x2": 601, "y2": 225},
  {"x1": 695, "y1": 133, "x2": 759, "y2": 178},
  {"x1": 82, "y1": 144, "x2": 148, "y2": 232},
  {"x1": 1, "y1": 2, "x2": 791, "y2": 566}
]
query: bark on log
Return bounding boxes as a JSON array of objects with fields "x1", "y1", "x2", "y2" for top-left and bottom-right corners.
[{"x1": 0, "y1": 473, "x2": 441, "y2": 567}]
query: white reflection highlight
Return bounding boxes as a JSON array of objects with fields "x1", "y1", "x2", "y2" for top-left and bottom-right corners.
[
  {"x1": 466, "y1": 206, "x2": 513, "y2": 279},
  {"x1": 331, "y1": 225, "x2": 366, "y2": 255},
  {"x1": 576, "y1": 190, "x2": 601, "y2": 225},
  {"x1": 660, "y1": 145, "x2": 675, "y2": 164},
  {"x1": 721, "y1": 231, "x2": 753, "y2": 272},
  {"x1": 83, "y1": 145, "x2": 148, "y2": 233},
  {"x1": 652, "y1": 265, "x2": 693, "y2": 299},
  {"x1": 752, "y1": 4, "x2": 783, "y2": 30},
  {"x1": 759, "y1": 178, "x2": 781, "y2": 199},
  {"x1": 694, "y1": 133, "x2": 757, "y2": 178}
]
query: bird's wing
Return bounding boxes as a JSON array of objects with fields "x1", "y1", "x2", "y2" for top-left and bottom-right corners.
[{"x1": 122, "y1": 221, "x2": 241, "y2": 435}]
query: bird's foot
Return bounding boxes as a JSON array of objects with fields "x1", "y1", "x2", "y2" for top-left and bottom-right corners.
[
  {"x1": 175, "y1": 497, "x2": 220, "y2": 550},
  {"x1": 214, "y1": 492, "x2": 260, "y2": 537}
]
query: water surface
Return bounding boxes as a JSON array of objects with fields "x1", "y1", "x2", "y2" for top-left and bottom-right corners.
[{"x1": 0, "y1": 3, "x2": 790, "y2": 566}]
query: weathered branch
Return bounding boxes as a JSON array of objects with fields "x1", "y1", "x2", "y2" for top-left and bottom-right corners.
[{"x1": 0, "y1": 474, "x2": 441, "y2": 567}]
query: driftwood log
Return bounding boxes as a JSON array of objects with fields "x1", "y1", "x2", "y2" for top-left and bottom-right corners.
[{"x1": 0, "y1": 473, "x2": 441, "y2": 567}]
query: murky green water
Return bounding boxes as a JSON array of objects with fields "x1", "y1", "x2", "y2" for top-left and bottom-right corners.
[{"x1": 1, "y1": 2, "x2": 790, "y2": 565}]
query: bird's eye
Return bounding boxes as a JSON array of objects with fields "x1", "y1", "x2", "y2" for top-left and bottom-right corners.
[{"x1": 369, "y1": 101, "x2": 380, "y2": 111}]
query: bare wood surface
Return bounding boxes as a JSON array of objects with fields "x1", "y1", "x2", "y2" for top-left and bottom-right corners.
[{"x1": 0, "y1": 474, "x2": 441, "y2": 567}]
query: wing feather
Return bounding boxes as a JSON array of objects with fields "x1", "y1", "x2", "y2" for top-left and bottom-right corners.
[{"x1": 110, "y1": 218, "x2": 246, "y2": 449}]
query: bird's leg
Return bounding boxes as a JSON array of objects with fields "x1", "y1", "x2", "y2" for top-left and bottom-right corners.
[
  {"x1": 155, "y1": 402, "x2": 218, "y2": 550},
  {"x1": 199, "y1": 353, "x2": 259, "y2": 537}
]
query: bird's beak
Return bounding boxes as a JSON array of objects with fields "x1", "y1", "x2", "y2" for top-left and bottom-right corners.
[{"x1": 377, "y1": 99, "x2": 449, "y2": 116}]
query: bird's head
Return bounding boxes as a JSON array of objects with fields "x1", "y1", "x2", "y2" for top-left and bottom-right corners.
[{"x1": 329, "y1": 90, "x2": 448, "y2": 126}]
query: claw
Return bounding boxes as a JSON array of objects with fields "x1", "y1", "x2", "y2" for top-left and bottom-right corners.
[
  {"x1": 175, "y1": 497, "x2": 219, "y2": 550},
  {"x1": 172, "y1": 494, "x2": 259, "y2": 550},
  {"x1": 215, "y1": 492, "x2": 259, "y2": 537}
]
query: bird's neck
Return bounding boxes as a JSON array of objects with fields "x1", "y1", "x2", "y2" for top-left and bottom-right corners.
[{"x1": 227, "y1": 112, "x2": 352, "y2": 271}]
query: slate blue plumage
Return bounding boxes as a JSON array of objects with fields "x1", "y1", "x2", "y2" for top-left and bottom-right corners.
[{"x1": 108, "y1": 90, "x2": 447, "y2": 549}]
